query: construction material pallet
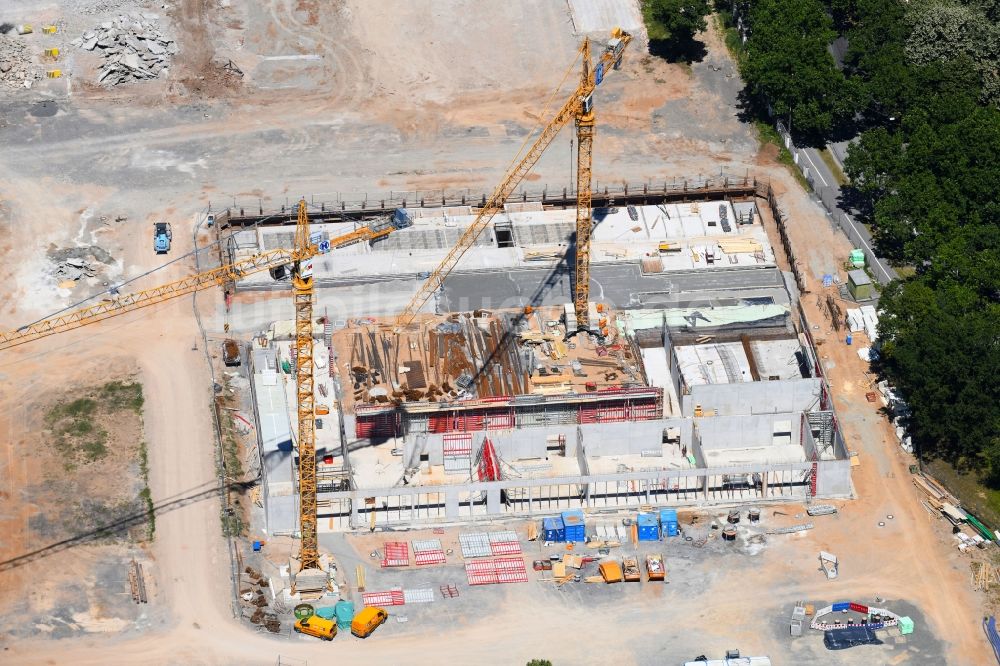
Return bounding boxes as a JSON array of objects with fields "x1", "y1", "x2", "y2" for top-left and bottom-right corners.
[
  {"x1": 381, "y1": 541, "x2": 410, "y2": 567},
  {"x1": 488, "y1": 530, "x2": 522, "y2": 556},
  {"x1": 362, "y1": 588, "x2": 405, "y2": 607},
  {"x1": 412, "y1": 538, "x2": 447, "y2": 566},
  {"x1": 460, "y1": 532, "x2": 493, "y2": 559},
  {"x1": 440, "y1": 584, "x2": 460, "y2": 598},
  {"x1": 361, "y1": 587, "x2": 435, "y2": 607},
  {"x1": 465, "y1": 557, "x2": 528, "y2": 585},
  {"x1": 461, "y1": 531, "x2": 523, "y2": 558}
]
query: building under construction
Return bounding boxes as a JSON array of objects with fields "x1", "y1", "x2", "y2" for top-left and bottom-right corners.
[{"x1": 227, "y1": 185, "x2": 853, "y2": 536}]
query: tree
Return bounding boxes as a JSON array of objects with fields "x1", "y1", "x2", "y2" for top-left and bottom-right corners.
[
  {"x1": 643, "y1": 0, "x2": 712, "y2": 61},
  {"x1": 526, "y1": 661, "x2": 553, "y2": 666},
  {"x1": 876, "y1": 246, "x2": 1000, "y2": 470},
  {"x1": 740, "y1": 0, "x2": 857, "y2": 142},
  {"x1": 906, "y1": 2, "x2": 1000, "y2": 106}
]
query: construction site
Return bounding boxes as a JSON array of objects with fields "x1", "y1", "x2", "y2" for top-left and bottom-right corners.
[
  {"x1": 224, "y1": 189, "x2": 852, "y2": 542},
  {"x1": 0, "y1": 0, "x2": 994, "y2": 665}
]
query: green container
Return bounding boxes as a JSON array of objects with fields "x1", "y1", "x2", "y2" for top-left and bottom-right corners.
[
  {"x1": 293, "y1": 603, "x2": 315, "y2": 620},
  {"x1": 850, "y1": 249, "x2": 865, "y2": 267},
  {"x1": 281, "y1": 360, "x2": 292, "y2": 374},
  {"x1": 899, "y1": 616, "x2": 914, "y2": 635}
]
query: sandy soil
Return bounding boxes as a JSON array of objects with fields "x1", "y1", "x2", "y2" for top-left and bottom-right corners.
[{"x1": 756, "y1": 166, "x2": 991, "y2": 663}]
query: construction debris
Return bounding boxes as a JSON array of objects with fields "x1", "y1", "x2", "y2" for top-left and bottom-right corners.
[
  {"x1": 819, "y1": 551, "x2": 839, "y2": 580},
  {"x1": 72, "y1": 13, "x2": 176, "y2": 86},
  {"x1": 127, "y1": 558, "x2": 148, "y2": 603},
  {"x1": 766, "y1": 522, "x2": 814, "y2": 535},
  {"x1": 0, "y1": 34, "x2": 39, "y2": 89},
  {"x1": 806, "y1": 504, "x2": 837, "y2": 517},
  {"x1": 54, "y1": 256, "x2": 98, "y2": 281}
]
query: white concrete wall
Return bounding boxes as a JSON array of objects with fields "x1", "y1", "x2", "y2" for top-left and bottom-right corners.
[{"x1": 682, "y1": 377, "x2": 822, "y2": 416}]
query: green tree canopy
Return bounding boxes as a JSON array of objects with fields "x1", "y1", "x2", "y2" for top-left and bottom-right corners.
[
  {"x1": 643, "y1": 0, "x2": 712, "y2": 61},
  {"x1": 741, "y1": 0, "x2": 858, "y2": 141}
]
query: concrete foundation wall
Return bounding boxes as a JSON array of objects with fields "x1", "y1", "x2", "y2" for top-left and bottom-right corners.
[
  {"x1": 397, "y1": 419, "x2": 697, "y2": 466},
  {"x1": 697, "y1": 412, "x2": 801, "y2": 452},
  {"x1": 816, "y1": 458, "x2": 852, "y2": 496},
  {"x1": 682, "y1": 377, "x2": 822, "y2": 416},
  {"x1": 312, "y1": 457, "x2": 853, "y2": 532}
]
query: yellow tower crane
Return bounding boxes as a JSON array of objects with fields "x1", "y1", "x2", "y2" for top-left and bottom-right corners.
[
  {"x1": 394, "y1": 28, "x2": 631, "y2": 331},
  {"x1": 0, "y1": 200, "x2": 327, "y2": 571}
]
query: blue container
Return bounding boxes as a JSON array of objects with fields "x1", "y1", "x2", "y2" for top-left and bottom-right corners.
[
  {"x1": 637, "y1": 513, "x2": 659, "y2": 541},
  {"x1": 846, "y1": 334, "x2": 853, "y2": 345},
  {"x1": 561, "y1": 509, "x2": 587, "y2": 542},
  {"x1": 832, "y1": 602, "x2": 851, "y2": 612},
  {"x1": 315, "y1": 606, "x2": 337, "y2": 620},
  {"x1": 659, "y1": 508, "x2": 679, "y2": 537},
  {"x1": 334, "y1": 600, "x2": 355, "y2": 629},
  {"x1": 252, "y1": 540, "x2": 262, "y2": 552},
  {"x1": 542, "y1": 517, "x2": 565, "y2": 542}
]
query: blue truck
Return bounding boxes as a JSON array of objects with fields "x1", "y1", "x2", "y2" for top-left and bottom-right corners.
[{"x1": 153, "y1": 221, "x2": 172, "y2": 254}]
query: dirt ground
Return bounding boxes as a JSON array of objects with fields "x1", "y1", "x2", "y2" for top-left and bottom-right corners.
[
  {"x1": 0, "y1": 362, "x2": 163, "y2": 641},
  {"x1": 0, "y1": 0, "x2": 993, "y2": 663}
]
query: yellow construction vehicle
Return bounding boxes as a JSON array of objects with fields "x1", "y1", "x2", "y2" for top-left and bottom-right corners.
[{"x1": 394, "y1": 28, "x2": 631, "y2": 331}]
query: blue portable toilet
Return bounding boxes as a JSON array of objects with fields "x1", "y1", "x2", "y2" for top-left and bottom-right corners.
[
  {"x1": 542, "y1": 516, "x2": 565, "y2": 542},
  {"x1": 637, "y1": 513, "x2": 659, "y2": 541},
  {"x1": 659, "y1": 508, "x2": 679, "y2": 537},
  {"x1": 560, "y1": 509, "x2": 586, "y2": 542}
]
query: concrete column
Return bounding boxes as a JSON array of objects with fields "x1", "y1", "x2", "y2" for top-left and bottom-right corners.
[
  {"x1": 445, "y1": 489, "x2": 460, "y2": 519},
  {"x1": 350, "y1": 496, "x2": 361, "y2": 529},
  {"x1": 487, "y1": 487, "x2": 501, "y2": 515}
]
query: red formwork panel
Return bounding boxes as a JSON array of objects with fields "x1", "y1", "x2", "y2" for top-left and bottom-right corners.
[
  {"x1": 494, "y1": 558, "x2": 528, "y2": 584},
  {"x1": 489, "y1": 537, "x2": 522, "y2": 556},
  {"x1": 443, "y1": 432, "x2": 473, "y2": 457},
  {"x1": 356, "y1": 412, "x2": 402, "y2": 438},
  {"x1": 381, "y1": 541, "x2": 410, "y2": 567},
  {"x1": 428, "y1": 414, "x2": 449, "y2": 434},
  {"x1": 355, "y1": 418, "x2": 374, "y2": 438},
  {"x1": 362, "y1": 590, "x2": 396, "y2": 607},
  {"x1": 373, "y1": 412, "x2": 400, "y2": 436},
  {"x1": 461, "y1": 412, "x2": 485, "y2": 431},
  {"x1": 628, "y1": 400, "x2": 660, "y2": 420},
  {"x1": 465, "y1": 560, "x2": 499, "y2": 586},
  {"x1": 485, "y1": 409, "x2": 515, "y2": 430},
  {"x1": 414, "y1": 550, "x2": 447, "y2": 566}
]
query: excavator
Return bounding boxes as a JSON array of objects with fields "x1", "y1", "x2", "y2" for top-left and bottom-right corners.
[{"x1": 0, "y1": 27, "x2": 632, "y2": 579}]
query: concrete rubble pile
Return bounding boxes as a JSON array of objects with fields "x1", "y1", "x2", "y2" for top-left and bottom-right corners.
[
  {"x1": 54, "y1": 256, "x2": 98, "y2": 281},
  {"x1": 0, "y1": 34, "x2": 39, "y2": 90},
  {"x1": 72, "y1": 13, "x2": 176, "y2": 86}
]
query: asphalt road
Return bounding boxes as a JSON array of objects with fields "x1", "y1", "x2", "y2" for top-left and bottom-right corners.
[{"x1": 799, "y1": 143, "x2": 897, "y2": 284}]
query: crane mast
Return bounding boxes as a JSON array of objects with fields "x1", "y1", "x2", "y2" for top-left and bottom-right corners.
[
  {"x1": 574, "y1": 37, "x2": 596, "y2": 331},
  {"x1": 395, "y1": 28, "x2": 631, "y2": 330},
  {"x1": 291, "y1": 199, "x2": 320, "y2": 571}
]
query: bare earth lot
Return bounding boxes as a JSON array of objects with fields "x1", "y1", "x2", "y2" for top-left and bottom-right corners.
[{"x1": 0, "y1": 0, "x2": 992, "y2": 664}]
